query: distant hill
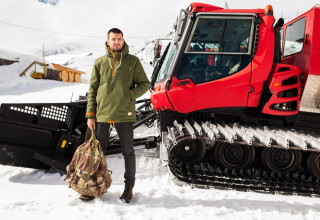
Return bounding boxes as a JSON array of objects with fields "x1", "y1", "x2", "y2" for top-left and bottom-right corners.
[{"x1": 38, "y1": 0, "x2": 59, "y2": 5}]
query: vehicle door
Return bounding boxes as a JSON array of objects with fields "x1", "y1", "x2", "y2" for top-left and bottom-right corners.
[{"x1": 166, "y1": 15, "x2": 255, "y2": 113}]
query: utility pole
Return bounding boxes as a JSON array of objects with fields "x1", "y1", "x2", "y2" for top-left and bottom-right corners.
[
  {"x1": 224, "y1": 1, "x2": 229, "y2": 9},
  {"x1": 43, "y1": 43, "x2": 47, "y2": 78}
]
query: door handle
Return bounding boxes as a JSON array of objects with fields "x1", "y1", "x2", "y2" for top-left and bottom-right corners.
[{"x1": 178, "y1": 81, "x2": 190, "y2": 86}]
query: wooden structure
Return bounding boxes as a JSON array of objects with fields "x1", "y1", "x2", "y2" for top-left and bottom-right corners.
[
  {"x1": 20, "y1": 61, "x2": 49, "y2": 79},
  {"x1": 0, "y1": 57, "x2": 19, "y2": 66},
  {"x1": 20, "y1": 61, "x2": 60, "y2": 80},
  {"x1": 52, "y1": 63, "x2": 86, "y2": 83},
  {"x1": 20, "y1": 62, "x2": 85, "y2": 83}
]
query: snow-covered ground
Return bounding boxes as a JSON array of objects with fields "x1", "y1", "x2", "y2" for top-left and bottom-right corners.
[
  {"x1": 1, "y1": 40, "x2": 320, "y2": 220},
  {"x1": 2, "y1": 148, "x2": 320, "y2": 220},
  {"x1": 1, "y1": 0, "x2": 320, "y2": 219}
]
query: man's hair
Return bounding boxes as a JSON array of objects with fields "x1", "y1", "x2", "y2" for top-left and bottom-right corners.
[{"x1": 107, "y1": 28, "x2": 123, "y2": 39}]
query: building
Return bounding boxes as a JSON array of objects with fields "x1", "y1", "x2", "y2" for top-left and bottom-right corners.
[
  {"x1": 0, "y1": 57, "x2": 19, "y2": 66},
  {"x1": 52, "y1": 63, "x2": 85, "y2": 83},
  {"x1": 20, "y1": 62, "x2": 85, "y2": 83}
]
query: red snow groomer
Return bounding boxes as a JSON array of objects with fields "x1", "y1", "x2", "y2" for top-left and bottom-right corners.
[{"x1": 150, "y1": 3, "x2": 320, "y2": 196}]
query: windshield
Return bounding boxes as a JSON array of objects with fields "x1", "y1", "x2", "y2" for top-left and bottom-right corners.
[
  {"x1": 187, "y1": 17, "x2": 252, "y2": 53},
  {"x1": 157, "y1": 42, "x2": 176, "y2": 81}
]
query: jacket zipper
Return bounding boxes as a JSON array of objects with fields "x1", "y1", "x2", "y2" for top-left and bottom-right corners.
[{"x1": 112, "y1": 52, "x2": 117, "y2": 77}]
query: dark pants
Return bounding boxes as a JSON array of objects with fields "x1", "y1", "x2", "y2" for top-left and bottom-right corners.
[{"x1": 95, "y1": 122, "x2": 135, "y2": 187}]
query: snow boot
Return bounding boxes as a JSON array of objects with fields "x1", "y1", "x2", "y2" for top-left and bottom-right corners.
[
  {"x1": 120, "y1": 185, "x2": 133, "y2": 203},
  {"x1": 79, "y1": 194, "x2": 94, "y2": 201}
]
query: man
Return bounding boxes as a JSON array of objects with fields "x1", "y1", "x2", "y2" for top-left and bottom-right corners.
[{"x1": 85, "y1": 28, "x2": 150, "y2": 203}]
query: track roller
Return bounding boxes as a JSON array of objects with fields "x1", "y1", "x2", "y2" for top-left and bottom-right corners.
[
  {"x1": 306, "y1": 153, "x2": 320, "y2": 179},
  {"x1": 261, "y1": 148, "x2": 302, "y2": 173},
  {"x1": 213, "y1": 142, "x2": 255, "y2": 170},
  {"x1": 171, "y1": 139, "x2": 206, "y2": 164}
]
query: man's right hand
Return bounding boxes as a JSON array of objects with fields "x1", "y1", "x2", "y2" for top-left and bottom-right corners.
[{"x1": 87, "y1": 118, "x2": 96, "y2": 130}]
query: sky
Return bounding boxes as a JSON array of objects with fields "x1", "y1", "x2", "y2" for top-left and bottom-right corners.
[{"x1": 0, "y1": 0, "x2": 318, "y2": 53}]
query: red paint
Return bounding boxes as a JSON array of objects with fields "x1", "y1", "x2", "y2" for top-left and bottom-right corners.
[
  {"x1": 150, "y1": 3, "x2": 320, "y2": 117},
  {"x1": 167, "y1": 64, "x2": 252, "y2": 113},
  {"x1": 247, "y1": 15, "x2": 275, "y2": 108},
  {"x1": 262, "y1": 64, "x2": 301, "y2": 115},
  {"x1": 281, "y1": 6, "x2": 320, "y2": 92},
  {"x1": 206, "y1": 48, "x2": 215, "y2": 66},
  {"x1": 150, "y1": 79, "x2": 174, "y2": 111}
]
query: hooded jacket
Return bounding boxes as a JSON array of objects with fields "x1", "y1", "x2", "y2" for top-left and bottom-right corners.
[{"x1": 86, "y1": 42, "x2": 150, "y2": 123}]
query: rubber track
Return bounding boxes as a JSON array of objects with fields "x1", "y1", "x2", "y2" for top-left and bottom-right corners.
[
  {"x1": 166, "y1": 120, "x2": 320, "y2": 197},
  {"x1": 169, "y1": 158, "x2": 320, "y2": 197}
]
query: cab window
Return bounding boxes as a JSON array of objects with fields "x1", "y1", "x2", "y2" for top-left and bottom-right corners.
[
  {"x1": 283, "y1": 17, "x2": 306, "y2": 57},
  {"x1": 176, "y1": 17, "x2": 252, "y2": 84}
]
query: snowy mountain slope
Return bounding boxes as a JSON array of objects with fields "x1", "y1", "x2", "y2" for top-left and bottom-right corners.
[
  {"x1": 0, "y1": 36, "x2": 155, "y2": 104},
  {"x1": 38, "y1": 0, "x2": 59, "y2": 6}
]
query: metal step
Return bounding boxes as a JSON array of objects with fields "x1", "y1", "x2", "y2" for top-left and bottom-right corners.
[
  {"x1": 166, "y1": 118, "x2": 320, "y2": 152},
  {"x1": 164, "y1": 118, "x2": 320, "y2": 196}
]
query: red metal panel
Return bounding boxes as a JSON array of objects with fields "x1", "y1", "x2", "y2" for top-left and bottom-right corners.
[
  {"x1": 188, "y1": 3, "x2": 264, "y2": 14},
  {"x1": 281, "y1": 6, "x2": 320, "y2": 96},
  {"x1": 189, "y1": 3, "x2": 223, "y2": 12},
  {"x1": 166, "y1": 63, "x2": 252, "y2": 114},
  {"x1": 247, "y1": 15, "x2": 275, "y2": 108},
  {"x1": 262, "y1": 63, "x2": 301, "y2": 115},
  {"x1": 309, "y1": 8, "x2": 320, "y2": 77},
  {"x1": 150, "y1": 79, "x2": 174, "y2": 111}
]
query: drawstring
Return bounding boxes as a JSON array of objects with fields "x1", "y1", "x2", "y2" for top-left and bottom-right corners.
[{"x1": 107, "y1": 52, "x2": 122, "y2": 76}]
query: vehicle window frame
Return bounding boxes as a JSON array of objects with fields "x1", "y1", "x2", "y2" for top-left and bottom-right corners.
[
  {"x1": 280, "y1": 28, "x2": 284, "y2": 56},
  {"x1": 156, "y1": 42, "x2": 176, "y2": 82},
  {"x1": 283, "y1": 16, "x2": 306, "y2": 57},
  {"x1": 184, "y1": 15, "x2": 255, "y2": 56}
]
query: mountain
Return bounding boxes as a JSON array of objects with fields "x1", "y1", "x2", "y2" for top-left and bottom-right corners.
[{"x1": 38, "y1": 0, "x2": 59, "y2": 5}]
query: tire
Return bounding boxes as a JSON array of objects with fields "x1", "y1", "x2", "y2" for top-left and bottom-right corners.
[
  {"x1": 213, "y1": 142, "x2": 255, "y2": 170},
  {"x1": 306, "y1": 153, "x2": 320, "y2": 179},
  {"x1": 261, "y1": 148, "x2": 301, "y2": 173},
  {"x1": 172, "y1": 139, "x2": 206, "y2": 164}
]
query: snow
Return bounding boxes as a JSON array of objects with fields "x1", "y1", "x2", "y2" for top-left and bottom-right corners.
[
  {"x1": 1, "y1": 0, "x2": 320, "y2": 219},
  {"x1": 1, "y1": 149, "x2": 320, "y2": 220}
]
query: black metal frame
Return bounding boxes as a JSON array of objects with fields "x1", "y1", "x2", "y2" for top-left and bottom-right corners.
[{"x1": 0, "y1": 99, "x2": 157, "y2": 174}]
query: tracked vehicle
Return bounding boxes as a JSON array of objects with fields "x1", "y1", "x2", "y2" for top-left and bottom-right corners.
[{"x1": 150, "y1": 3, "x2": 320, "y2": 196}]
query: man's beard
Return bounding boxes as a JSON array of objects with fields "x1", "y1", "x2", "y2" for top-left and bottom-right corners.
[{"x1": 110, "y1": 45, "x2": 124, "y2": 52}]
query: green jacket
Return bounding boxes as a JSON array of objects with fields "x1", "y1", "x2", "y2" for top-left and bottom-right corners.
[{"x1": 86, "y1": 42, "x2": 150, "y2": 123}]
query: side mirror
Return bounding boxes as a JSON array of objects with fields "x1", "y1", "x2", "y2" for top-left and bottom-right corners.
[
  {"x1": 153, "y1": 39, "x2": 162, "y2": 60},
  {"x1": 174, "y1": 9, "x2": 192, "y2": 45}
]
